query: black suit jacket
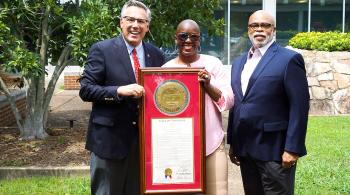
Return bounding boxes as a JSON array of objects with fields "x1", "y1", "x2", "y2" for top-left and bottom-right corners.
[
  {"x1": 80, "y1": 35, "x2": 165, "y2": 159},
  {"x1": 227, "y1": 42, "x2": 309, "y2": 161}
]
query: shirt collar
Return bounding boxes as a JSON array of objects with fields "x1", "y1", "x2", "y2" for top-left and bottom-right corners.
[
  {"x1": 122, "y1": 35, "x2": 143, "y2": 55},
  {"x1": 248, "y1": 40, "x2": 274, "y2": 59}
]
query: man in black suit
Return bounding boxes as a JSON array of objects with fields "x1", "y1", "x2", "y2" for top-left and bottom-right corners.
[
  {"x1": 227, "y1": 10, "x2": 309, "y2": 195},
  {"x1": 79, "y1": 1, "x2": 165, "y2": 194}
]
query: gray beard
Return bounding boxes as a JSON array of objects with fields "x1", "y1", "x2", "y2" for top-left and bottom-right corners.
[{"x1": 249, "y1": 34, "x2": 274, "y2": 48}]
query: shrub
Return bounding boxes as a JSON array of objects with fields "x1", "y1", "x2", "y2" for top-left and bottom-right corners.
[{"x1": 288, "y1": 32, "x2": 350, "y2": 51}]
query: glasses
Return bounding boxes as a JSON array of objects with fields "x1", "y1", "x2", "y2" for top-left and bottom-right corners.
[
  {"x1": 177, "y1": 32, "x2": 200, "y2": 42},
  {"x1": 123, "y1": 16, "x2": 149, "y2": 25},
  {"x1": 248, "y1": 23, "x2": 273, "y2": 30}
]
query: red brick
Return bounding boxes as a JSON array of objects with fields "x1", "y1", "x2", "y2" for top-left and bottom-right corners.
[{"x1": 0, "y1": 96, "x2": 26, "y2": 127}]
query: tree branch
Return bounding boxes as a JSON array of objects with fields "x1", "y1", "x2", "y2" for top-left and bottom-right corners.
[
  {"x1": 43, "y1": 45, "x2": 72, "y2": 128},
  {"x1": 49, "y1": 22, "x2": 67, "y2": 35},
  {"x1": 0, "y1": 77, "x2": 25, "y2": 135}
]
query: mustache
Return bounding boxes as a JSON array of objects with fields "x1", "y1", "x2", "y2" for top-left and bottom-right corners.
[{"x1": 253, "y1": 33, "x2": 266, "y2": 37}]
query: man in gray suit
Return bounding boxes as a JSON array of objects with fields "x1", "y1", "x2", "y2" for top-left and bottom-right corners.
[{"x1": 79, "y1": 1, "x2": 165, "y2": 194}]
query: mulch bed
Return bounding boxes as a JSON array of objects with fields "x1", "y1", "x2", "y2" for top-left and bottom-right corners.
[{"x1": 0, "y1": 127, "x2": 89, "y2": 167}]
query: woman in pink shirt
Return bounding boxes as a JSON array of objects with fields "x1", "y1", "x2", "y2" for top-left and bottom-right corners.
[{"x1": 162, "y1": 19, "x2": 234, "y2": 195}]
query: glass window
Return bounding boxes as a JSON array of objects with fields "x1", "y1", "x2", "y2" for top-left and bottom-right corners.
[
  {"x1": 346, "y1": 0, "x2": 350, "y2": 32},
  {"x1": 311, "y1": 0, "x2": 343, "y2": 31},
  {"x1": 276, "y1": 0, "x2": 309, "y2": 46},
  {"x1": 229, "y1": 0, "x2": 262, "y2": 61},
  {"x1": 200, "y1": 7, "x2": 226, "y2": 63},
  {"x1": 181, "y1": 0, "x2": 348, "y2": 65}
]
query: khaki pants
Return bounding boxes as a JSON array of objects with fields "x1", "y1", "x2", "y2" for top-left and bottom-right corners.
[{"x1": 205, "y1": 142, "x2": 228, "y2": 195}]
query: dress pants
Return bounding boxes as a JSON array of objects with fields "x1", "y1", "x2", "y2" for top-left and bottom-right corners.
[
  {"x1": 90, "y1": 140, "x2": 139, "y2": 195},
  {"x1": 239, "y1": 155, "x2": 296, "y2": 195},
  {"x1": 205, "y1": 141, "x2": 228, "y2": 195}
]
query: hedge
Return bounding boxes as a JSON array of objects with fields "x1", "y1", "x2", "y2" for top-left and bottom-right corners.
[{"x1": 288, "y1": 32, "x2": 350, "y2": 51}]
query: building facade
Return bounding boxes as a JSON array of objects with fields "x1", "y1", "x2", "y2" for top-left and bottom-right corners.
[{"x1": 198, "y1": 0, "x2": 349, "y2": 65}]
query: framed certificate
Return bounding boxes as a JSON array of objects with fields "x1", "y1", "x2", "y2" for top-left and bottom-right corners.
[{"x1": 139, "y1": 68, "x2": 205, "y2": 194}]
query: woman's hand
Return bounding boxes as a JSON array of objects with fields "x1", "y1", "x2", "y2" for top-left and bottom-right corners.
[
  {"x1": 198, "y1": 70, "x2": 211, "y2": 85},
  {"x1": 198, "y1": 69, "x2": 222, "y2": 102}
]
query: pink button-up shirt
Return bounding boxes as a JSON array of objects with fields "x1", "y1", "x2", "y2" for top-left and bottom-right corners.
[
  {"x1": 241, "y1": 40, "x2": 274, "y2": 95},
  {"x1": 162, "y1": 54, "x2": 234, "y2": 155}
]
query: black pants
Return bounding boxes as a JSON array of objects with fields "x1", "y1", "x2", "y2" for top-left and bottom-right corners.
[
  {"x1": 90, "y1": 141, "x2": 140, "y2": 195},
  {"x1": 240, "y1": 156, "x2": 296, "y2": 195}
]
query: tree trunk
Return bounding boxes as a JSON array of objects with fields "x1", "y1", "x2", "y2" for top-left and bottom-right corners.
[
  {"x1": 20, "y1": 76, "x2": 48, "y2": 139},
  {"x1": 17, "y1": 4, "x2": 51, "y2": 139}
]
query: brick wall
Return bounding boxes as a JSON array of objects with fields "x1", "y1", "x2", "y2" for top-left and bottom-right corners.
[
  {"x1": 64, "y1": 72, "x2": 81, "y2": 90},
  {"x1": 0, "y1": 91, "x2": 26, "y2": 127}
]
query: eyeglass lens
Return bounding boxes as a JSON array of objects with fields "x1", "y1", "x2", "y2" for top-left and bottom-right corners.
[
  {"x1": 123, "y1": 16, "x2": 148, "y2": 25},
  {"x1": 248, "y1": 23, "x2": 272, "y2": 30},
  {"x1": 177, "y1": 33, "x2": 200, "y2": 41}
]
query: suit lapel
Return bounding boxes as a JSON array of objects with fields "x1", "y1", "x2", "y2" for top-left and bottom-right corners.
[
  {"x1": 243, "y1": 42, "x2": 278, "y2": 99},
  {"x1": 143, "y1": 43, "x2": 152, "y2": 67},
  {"x1": 234, "y1": 55, "x2": 247, "y2": 100},
  {"x1": 114, "y1": 35, "x2": 136, "y2": 83}
]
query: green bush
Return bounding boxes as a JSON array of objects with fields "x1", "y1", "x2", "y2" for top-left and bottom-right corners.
[{"x1": 288, "y1": 32, "x2": 350, "y2": 51}]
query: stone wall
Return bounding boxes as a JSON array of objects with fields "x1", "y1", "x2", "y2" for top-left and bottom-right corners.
[{"x1": 289, "y1": 48, "x2": 350, "y2": 115}]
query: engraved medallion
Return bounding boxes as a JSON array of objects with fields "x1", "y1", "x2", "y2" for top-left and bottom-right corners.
[{"x1": 154, "y1": 80, "x2": 190, "y2": 116}]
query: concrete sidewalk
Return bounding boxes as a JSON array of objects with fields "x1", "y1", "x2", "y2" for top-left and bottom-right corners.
[
  {"x1": 3, "y1": 89, "x2": 244, "y2": 194},
  {"x1": 46, "y1": 89, "x2": 91, "y2": 129}
]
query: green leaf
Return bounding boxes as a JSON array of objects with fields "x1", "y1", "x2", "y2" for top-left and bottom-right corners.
[{"x1": 289, "y1": 31, "x2": 350, "y2": 51}]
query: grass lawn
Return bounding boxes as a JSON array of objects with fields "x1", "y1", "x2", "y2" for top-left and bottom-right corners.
[
  {"x1": 0, "y1": 176, "x2": 90, "y2": 195},
  {"x1": 0, "y1": 116, "x2": 349, "y2": 194},
  {"x1": 295, "y1": 116, "x2": 350, "y2": 194}
]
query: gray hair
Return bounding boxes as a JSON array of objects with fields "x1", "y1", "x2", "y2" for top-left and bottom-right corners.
[{"x1": 120, "y1": 0, "x2": 152, "y2": 22}]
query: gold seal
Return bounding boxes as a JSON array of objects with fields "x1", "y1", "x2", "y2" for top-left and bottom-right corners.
[
  {"x1": 154, "y1": 80, "x2": 189, "y2": 116},
  {"x1": 164, "y1": 168, "x2": 172, "y2": 179}
]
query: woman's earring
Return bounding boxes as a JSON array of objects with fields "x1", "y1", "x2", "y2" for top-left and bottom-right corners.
[{"x1": 197, "y1": 45, "x2": 201, "y2": 52}]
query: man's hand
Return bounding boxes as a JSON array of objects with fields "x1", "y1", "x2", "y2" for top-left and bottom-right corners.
[
  {"x1": 282, "y1": 151, "x2": 299, "y2": 169},
  {"x1": 229, "y1": 146, "x2": 240, "y2": 166},
  {"x1": 117, "y1": 84, "x2": 145, "y2": 98}
]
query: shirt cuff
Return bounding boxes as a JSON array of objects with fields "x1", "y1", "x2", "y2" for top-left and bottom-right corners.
[{"x1": 215, "y1": 94, "x2": 225, "y2": 108}]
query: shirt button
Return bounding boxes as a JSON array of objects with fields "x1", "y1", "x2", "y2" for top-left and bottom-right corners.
[{"x1": 132, "y1": 121, "x2": 137, "y2": 125}]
